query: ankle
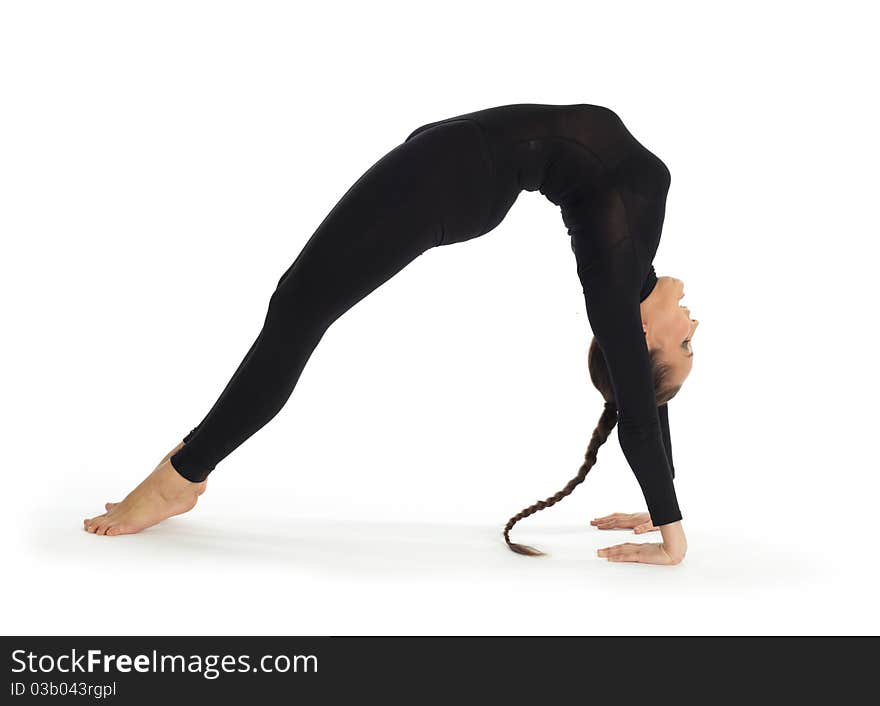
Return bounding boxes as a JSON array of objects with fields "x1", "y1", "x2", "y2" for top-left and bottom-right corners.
[{"x1": 157, "y1": 460, "x2": 203, "y2": 496}]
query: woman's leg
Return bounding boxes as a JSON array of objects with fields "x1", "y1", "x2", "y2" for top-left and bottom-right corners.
[
  {"x1": 84, "y1": 119, "x2": 495, "y2": 535},
  {"x1": 167, "y1": 187, "x2": 443, "y2": 481}
]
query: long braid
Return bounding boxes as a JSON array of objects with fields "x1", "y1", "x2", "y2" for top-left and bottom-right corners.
[{"x1": 503, "y1": 401, "x2": 619, "y2": 556}]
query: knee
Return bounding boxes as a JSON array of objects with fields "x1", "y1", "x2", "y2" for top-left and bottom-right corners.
[
  {"x1": 266, "y1": 284, "x2": 309, "y2": 326},
  {"x1": 264, "y1": 282, "x2": 334, "y2": 343}
]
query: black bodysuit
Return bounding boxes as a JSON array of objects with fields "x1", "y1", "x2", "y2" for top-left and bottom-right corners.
[{"x1": 170, "y1": 103, "x2": 682, "y2": 526}]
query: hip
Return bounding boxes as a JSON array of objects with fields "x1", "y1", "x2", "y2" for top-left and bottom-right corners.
[{"x1": 401, "y1": 118, "x2": 503, "y2": 244}]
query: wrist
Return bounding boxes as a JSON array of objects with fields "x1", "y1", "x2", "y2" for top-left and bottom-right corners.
[{"x1": 658, "y1": 520, "x2": 687, "y2": 562}]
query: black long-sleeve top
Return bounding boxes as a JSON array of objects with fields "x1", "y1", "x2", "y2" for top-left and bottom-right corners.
[{"x1": 407, "y1": 104, "x2": 681, "y2": 525}]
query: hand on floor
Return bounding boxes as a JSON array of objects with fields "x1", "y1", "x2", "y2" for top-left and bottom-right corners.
[
  {"x1": 590, "y1": 512, "x2": 659, "y2": 534},
  {"x1": 597, "y1": 542, "x2": 682, "y2": 565}
]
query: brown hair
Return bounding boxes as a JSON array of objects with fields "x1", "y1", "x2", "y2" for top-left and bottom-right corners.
[{"x1": 503, "y1": 336, "x2": 681, "y2": 556}]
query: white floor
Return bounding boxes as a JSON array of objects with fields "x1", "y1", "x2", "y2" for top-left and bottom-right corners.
[{"x1": 7, "y1": 476, "x2": 873, "y2": 635}]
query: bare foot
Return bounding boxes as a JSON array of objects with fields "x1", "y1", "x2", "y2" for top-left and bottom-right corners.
[
  {"x1": 104, "y1": 441, "x2": 188, "y2": 513},
  {"x1": 84, "y1": 456, "x2": 207, "y2": 536}
]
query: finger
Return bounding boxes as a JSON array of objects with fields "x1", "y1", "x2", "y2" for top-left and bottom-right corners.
[
  {"x1": 609, "y1": 544, "x2": 640, "y2": 555},
  {"x1": 602, "y1": 516, "x2": 642, "y2": 529},
  {"x1": 597, "y1": 545, "x2": 622, "y2": 557},
  {"x1": 591, "y1": 513, "x2": 624, "y2": 524},
  {"x1": 608, "y1": 552, "x2": 641, "y2": 562},
  {"x1": 601, "y1": 543, "x2": 639, "y2": 555},
  {"x1": 597, "y1": 542, "x2": 638, "y2": 556},
  {"x1": 595, "y1": 519, "x2": 619, "y2": 529}
]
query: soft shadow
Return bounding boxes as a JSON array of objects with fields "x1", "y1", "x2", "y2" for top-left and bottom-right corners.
[
  {"x1": 33, "y1": 511, "x2": 608, "y2": 581},
  {"x1": 31, "y1": 510, "x2": 820, "y2": 589}
]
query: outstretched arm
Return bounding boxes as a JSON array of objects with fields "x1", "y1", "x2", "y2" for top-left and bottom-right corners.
[
  {"x1": 658, "y1": 402, "x2": 674, "y2": 479},
  {"x1": 569, "y1": 186, "x2": 686, "y2": 563},
  {"x1": 570, "y1": 206, "x2": 680, "y2": 525}
]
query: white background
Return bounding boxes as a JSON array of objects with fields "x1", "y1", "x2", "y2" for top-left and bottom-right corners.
[{"x1": 2, "y1": 1, "x2": 877, "y2": 635}]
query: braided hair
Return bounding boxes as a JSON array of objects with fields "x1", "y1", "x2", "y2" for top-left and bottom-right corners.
[{"x1": 502, "y1": 337, "x2": 678, "y2": 556}]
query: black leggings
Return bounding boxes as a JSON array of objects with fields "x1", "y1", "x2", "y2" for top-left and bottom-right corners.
[{"x1": 170, "y1": 119, "x2": 497, "y2": 481}]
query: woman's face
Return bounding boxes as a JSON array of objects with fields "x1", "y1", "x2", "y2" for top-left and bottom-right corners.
[{"x1": 641, "y1": 276, "x2": 699, "y2": 387}]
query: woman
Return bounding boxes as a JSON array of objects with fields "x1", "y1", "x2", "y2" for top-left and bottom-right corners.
[{"x1": 84, "y1": 103, "x2": 698, "y2": 566}]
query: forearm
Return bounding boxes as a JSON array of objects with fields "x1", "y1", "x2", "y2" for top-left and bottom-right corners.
[
  {"x1": 618, "y1": 425, "x2": 681, "y2": 526},
  {"x1": 658, "y1": 403, "x2": 674, "y2": 479}
]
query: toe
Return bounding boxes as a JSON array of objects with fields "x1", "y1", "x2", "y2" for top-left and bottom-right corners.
[
  {"x1": 88, "y1": 513, "x2": 110, "y2": 535},
  {"x1": 107, "y1": 522, "x2": 134, "y2": 536}
]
